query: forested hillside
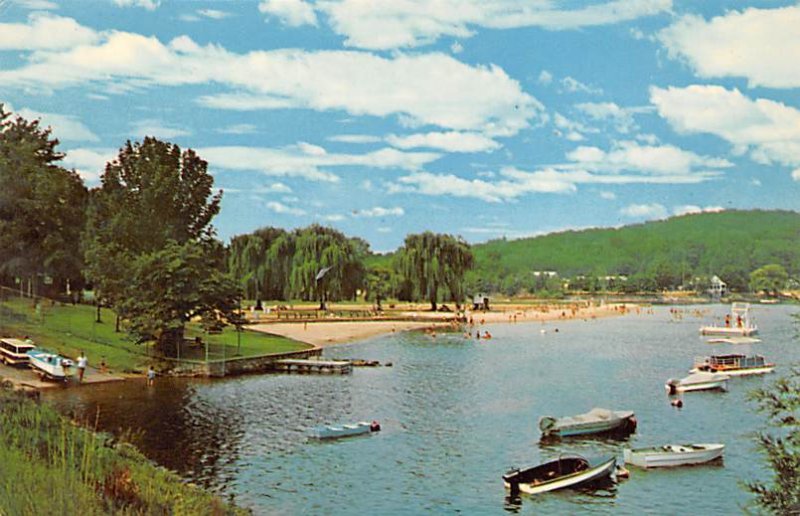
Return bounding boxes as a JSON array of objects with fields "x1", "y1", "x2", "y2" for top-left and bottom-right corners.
[{"x1": 465, "y1": 210, "x2": 800, "y2": 294}]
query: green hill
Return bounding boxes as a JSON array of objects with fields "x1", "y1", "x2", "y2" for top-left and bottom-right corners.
[{"x1": 466, "y1": 210, "x2": 800, "y2": 293}]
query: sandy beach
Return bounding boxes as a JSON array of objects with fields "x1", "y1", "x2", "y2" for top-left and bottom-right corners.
[{"x1": 249, "y1": 301, "x2": 634, "y2": 347}]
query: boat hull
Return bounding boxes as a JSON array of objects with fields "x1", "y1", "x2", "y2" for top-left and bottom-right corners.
[
  {"x1": 700, "y1": 326, "x2": 758, "y2": 336},
  {"x1": 26, "y1": 351, "x2": 72, "y2": 381},
  {"x1": 540, "y1": 409, "x2": 636, "y2": 439},
  {"x1": 310, "y1": 421, "x2": 376, "y2": 439},
  {"x1": 690, "y1": 365, "x2": 775, "y2": 377},
  {"x1": 504, "y1": 456, "x2": 616, "y2": 495},
  {"x1": 667, "y1": 379, "x2": 727, "y2": 393},
  {"x1": 624, "y1": 444, "x2": 724, "y2": 468}
]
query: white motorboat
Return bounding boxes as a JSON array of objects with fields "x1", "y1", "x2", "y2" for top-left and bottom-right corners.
[
  {"x1": 691, "y1": 354, "x2": 775, "y2": 376},
  {"x1": 26, "y1": 349, "x2": 73, "y2": 381},
  {"x1": 624, "y1": 443, "x2": 725, "y2": 468},
  {"x1": 310, "y1": 421, "x2": 381, "y2": 439},
  {"x1": 700, "y1": 303, "x2": 757, "y2": 336},
  {"x1": 503, "y1": 455, "x2": 616, "y2": 495},
  {"x1": 665, "y1": 372, "x2": 729, "y2": 394}
]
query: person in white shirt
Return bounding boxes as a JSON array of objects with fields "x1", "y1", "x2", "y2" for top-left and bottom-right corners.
[{"x1": 77, "y1": 351, "x2": 88, "y2": 382}]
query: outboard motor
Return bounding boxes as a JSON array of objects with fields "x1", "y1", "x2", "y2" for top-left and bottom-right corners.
[
  {"x1": 665, "y1": 379, "x2": 678, "y2": 395},
  {"x1": 503, "y1": 469, "x2": 521, "y2": 495},
  {"x1": 370, "y1": 420, "x2": 381, "y2": 432}
]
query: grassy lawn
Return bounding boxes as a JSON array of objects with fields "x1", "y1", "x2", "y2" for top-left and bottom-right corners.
[{"x1": 0, "y1": 297, "x2": 309, "y2": 371}]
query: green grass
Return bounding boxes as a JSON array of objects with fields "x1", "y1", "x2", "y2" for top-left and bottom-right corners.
[
  {"x1": 0, "y1": 297, "x2": 309, "y2": 371},
  {"x1": 0, "y1": 385, "x2": 246, "y2": 515}
]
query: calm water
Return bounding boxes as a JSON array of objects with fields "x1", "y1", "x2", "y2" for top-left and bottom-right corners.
[{"x1": 46, "y1": 305, "x2": 800, "y2": 514}]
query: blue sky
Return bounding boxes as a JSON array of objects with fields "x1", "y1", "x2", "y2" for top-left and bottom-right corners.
[{"x1": 1, "y1": 0, "x2": 799, "y2": 252}]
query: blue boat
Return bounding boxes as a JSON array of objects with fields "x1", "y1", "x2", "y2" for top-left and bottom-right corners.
[
  {"x1": 539, "y1": 408, "x2": 636, "y2": 439},
  {"x1": 310, "y1": 421, "x2": 380, "y2": 439},
  {"x1": 26, "y1": 348, "x2": 73, "y2": 381}
]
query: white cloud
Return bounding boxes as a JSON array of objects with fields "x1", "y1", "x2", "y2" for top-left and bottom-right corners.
[
  {"x1": 217, "y1": 123, "x2": 257, "y2": 134},
  {"x1": 450, "y1": 41, "x2": 464, "y2": 54},
  {"x1": 131, "y1": 119, "x2": 190, "y2": 139},
  {"x1": 651, "y1": 85, "x2": 800, "y2": 169},
  {"x1": 0, "y1": 21, "x2": 541, "y2": 137},
  {"x1": 620, "y1": 203, "x2": 667, "y2": 219},
  {"x1": 354, "y1": 207, "x2": 404, "y2": 217},
  {"x1": 792, "y1": 169, "x2": 800, "y2": 181},
  {"x1": 322, "y1": 214, "x2": 345, "y2": 222},
  {"x1": 199, "y1": 144, "x2": 440, "y2": 183},
  {"x1": 61, "y1": 147, "x2": 116, "y2": 183},
  {"x1": 553, "y1": 112, "x2": 594, "y2": 141},
  {"x1": 252, "y1": 182, "x2": 292, "y2": 194},
  {"x1": 0, "y1": 14, "x2": 98, "y2": 50},
  {"x1": 14, "y1": 0, "x2": 59, "y2": 9},
  {"x1": 386, "y1": 131, "x2": 500, "y2": 153},
  {"x1": 113, "y1": 0, "x2": 159, "y2": 10},
  {"x1": 16, "y1": 108, "x2": 99, "y2": 142},
  {"x1": 673, "y1": 205, "x2": 724, "y2": 216},
  {"x1": 259, "y1": 0, "x2": 318, "y2": 27},
  {"x1": 560, "y1": 76, "x2": 602, "y2": 95},
  {"x1": 538, "y1": 70, "x2": 553, "y2": 85},
  {"x1": 376, "y1": 227, "x2": 392, "y2": 233},
  {"x1": 328, "y1": 134, "x2": 382, "y2": 144},
  {"x1": 321, "y1": 0, "x2": 671, "y2": 50},
  {"x1": 198, "y1": 9, "x2": 231, "y2": 20},
  {"x1": 599, "y1": 191, "x2": 616, "y2": 200},
  {"x1": 267, "y1": 201, "x2": 306, "y2": 216},
  {"x1": 566, "y1": 140, "x2": 731, "y2": 176},
  {"x1": 659, "y1": 6, "x2": 800, "y2": 88},
  {"x1": 576, "y1": 102, "x2": 648, "y2": 134}
]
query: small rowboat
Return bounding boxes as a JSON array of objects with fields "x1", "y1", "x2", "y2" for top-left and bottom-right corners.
[
  {"x1": 26, "y1": 349, "x2": 73, "y2": 381},
  {"x1": 310, "y1": 420, "x2": 380, "y2": 439},
  {"x1": 539, "y1": 408, "x2": 637, "y2": 439},
  {"x1": 666, "y1": 372, "x2": 729, "y2": 394},
  {"x1": 503, "y1": 455, "x2": 616, "y2": 495},
  {"x1": 624, "y1": 443, "x2": 724, "y2": 468}
]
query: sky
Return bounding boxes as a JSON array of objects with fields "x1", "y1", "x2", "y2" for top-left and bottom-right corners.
[{"x1": 1, "y1": 0, "x2": 799, "y2": 252}]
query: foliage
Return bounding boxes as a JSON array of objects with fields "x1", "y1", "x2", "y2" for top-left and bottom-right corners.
[
  {"x1": 747, "y1": 368, "x2": 800, "y2": 514},
  {"x1": 750, "y1": 264, "x2": 789, "y2": 296},
  {"x1": 463, "y1": 210, "x2": 800, "y2": 295},
  {"x1": 116, "y1": 240, "x2": 241, "y2": 355},
  {"x1": 83, "y1": 138, "x2": 237, "y2": 355},
  {"x1": 0, "y1": 104, "x2": 88, "y2": 295},
  {"x1": 396, "y1": 232, "x2": 473, "y2": 310},
  {"x1": 0, "y1": 385, "x2": 245, "y2": 514}
]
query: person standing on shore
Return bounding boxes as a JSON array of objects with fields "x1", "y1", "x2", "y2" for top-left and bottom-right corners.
[
  {"x1": 147, "y1": 366, "x2": 156, "y2": 387},
  {"x1": 76, "y1": 351, "x2": 87, "y2": 382}
]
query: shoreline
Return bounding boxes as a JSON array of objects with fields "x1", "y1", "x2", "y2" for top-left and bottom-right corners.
[{"x1": 249, "y1": 301, "x2": 635, "y2": 347}]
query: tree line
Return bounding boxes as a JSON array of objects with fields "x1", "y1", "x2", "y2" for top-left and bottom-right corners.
[{"x1": 0, "y1": 105, "x2": 474, "y2": 355}]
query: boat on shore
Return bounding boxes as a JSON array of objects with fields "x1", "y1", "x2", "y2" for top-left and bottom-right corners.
[
  {"x1": 310, "y1": 420, "x2": 381, "y2": 439},
  {"x1": 623, "y1": 444, "x2": 724, "y2": 468},
  {"x1": 539, "y1": 407, "x2": 636, "y2": 439},
  {"x1": 700, "y1": 303, "x2": 758, "y2": 336},
  {"x1": 26, "y1": 349, "x2": 73, "y2": 381},
  {"x1": 666, "y1": 372, "x2": 729, "y2": 394},
  {"x1": 691, "y1": 354, "x2": 775, "y2": 376},
  {"x1": 503, "y1": 455, "x2": 616, "y2": 495}
]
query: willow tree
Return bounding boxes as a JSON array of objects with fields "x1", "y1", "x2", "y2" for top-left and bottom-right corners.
[
  {"x1": 398, "y1": 232, "x2": 473, "y2": 310},
  {"x1": 228, "y1": 227, "x2": 290, "y2": 303},
  {"x1": 288, "y1": 225, "x2": 365, "y2": 307}
]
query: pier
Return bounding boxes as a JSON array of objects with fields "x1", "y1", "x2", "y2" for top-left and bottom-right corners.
[{"x1": 275, "y1": 358, "x2": 352, "y2": 374}]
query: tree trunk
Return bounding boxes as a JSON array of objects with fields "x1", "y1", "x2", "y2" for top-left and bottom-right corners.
[
  {"x1": 156, "y1": 327, "x2": 184, "y2": 357},
  {"x1": 115, "y1": 313, "x2": 121, "y2": 333},
  {"x1": 95, "y1": 303, "x2": 102, "y2": 323}
]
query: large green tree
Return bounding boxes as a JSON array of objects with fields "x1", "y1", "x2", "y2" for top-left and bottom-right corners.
[
  {"x1": 0, "y1": 105, "x2": 87, "y2": 296},
  {"x1": 397, "y1": 232, "x2": 473, "y2": 310},
  {"x1": 750, "y1": 264, "x2": 789, "y2": 296},
  {"x1": 83, "y1": 137, "x2": 237, "y2": 354}
]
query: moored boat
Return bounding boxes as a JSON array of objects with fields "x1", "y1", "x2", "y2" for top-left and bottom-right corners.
[
  {"x1": 691, "y1": 354, "x2": 775, "y2": 376},
  {"x1": 503, "y1": 455, "x2": 616, "y2": 495},
  {"x1": 310, "y1": 420, "x2": 380, "y2": 439},
  {"x1": 700, "y1": 303, "x2": 758, "y2": 336},
  {"x1": 26, "y1": 348, "x2": 73, "y2": 381},
  {"x1": 666, "y1": 372, "x2": 729, "y2": 394},
  {"x1": 623, "y1": 443, "x2": 724, "y2": 468},
  {"x1": 539, "y1": 407, "x2": 636, "y2": 439}
]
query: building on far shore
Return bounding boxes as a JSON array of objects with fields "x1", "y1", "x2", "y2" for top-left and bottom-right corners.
[{"x1": 709, "y1": 275, "x2": 727, "y2": 299}]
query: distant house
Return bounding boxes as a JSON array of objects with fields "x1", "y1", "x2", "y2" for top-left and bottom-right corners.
[
  {"x1": 472, "y1": 293, "x2": 490, "y2": 311},
  {"x1": 709, "y1": 275, "x2": 727, "y2": 298},
  {"x1": 532, "y1": 271, "x2": 558, "y2": 278}
]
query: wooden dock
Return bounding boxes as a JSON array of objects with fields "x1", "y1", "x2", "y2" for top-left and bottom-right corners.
[{"x1": 275, "y1": 358, "x2": 352, "y2": 374}]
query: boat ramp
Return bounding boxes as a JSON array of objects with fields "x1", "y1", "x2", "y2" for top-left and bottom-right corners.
[{"x1": 275, "y1": 358, "x2": 352, "y2": 374}]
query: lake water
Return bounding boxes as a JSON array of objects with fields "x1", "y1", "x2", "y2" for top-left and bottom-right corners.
[{"x1": 45, "y1": 305, "x2": 800, "y2": 514}]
